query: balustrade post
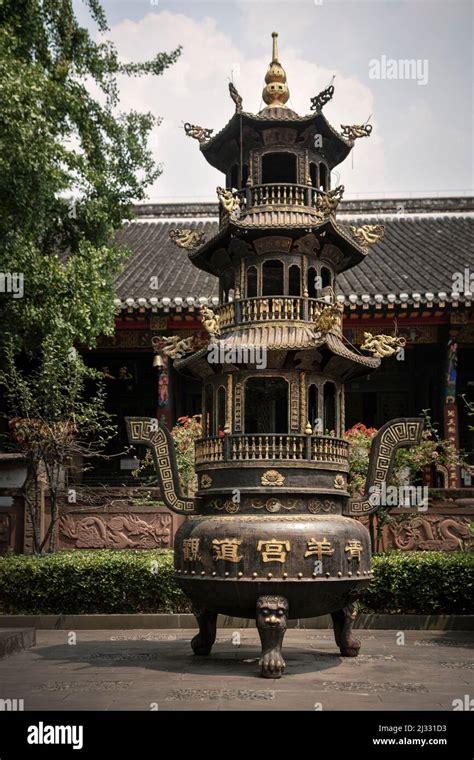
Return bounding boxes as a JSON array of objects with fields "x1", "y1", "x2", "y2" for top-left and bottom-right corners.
[
  {"x1": 306, "y1": 435, "x2": 312, "y2": 461},
  {"x1": 224, "y1": 435, "x2": 231, "y2": 463},
  {"x1": 303, "y1": 298, "x2": 308, "y2": 320},
  {"x1": 235, "y1": 300, "x2": 241, "y2": 324},
  {"x1": 245, "y1": 184, "x2": 252, "y2": 209}
]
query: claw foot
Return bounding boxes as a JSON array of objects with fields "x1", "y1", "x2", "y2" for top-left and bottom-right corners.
[
  {"x1": 259, "y1": 649, "x2": 286, "y2": 678},
  {"x1": 256, "y1": 595, "x2": 289, "y2": 679}
]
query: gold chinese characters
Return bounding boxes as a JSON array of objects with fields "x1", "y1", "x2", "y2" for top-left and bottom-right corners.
[
  {"x1": 180, "y1": 536, "x2": 365, "y2": 568},
  {"x1": 182, "y1": 538, "x2": 201, "y2": 562},
  {"x1": 345, "y1": 539, "x2": 363, "y2": 561},
  {"x1": 257, "y1": 540, "x2": 291, "y2": 563},
  {"x1": 304, "y1": 538, "x2": 334, "y2": 560},
  {"x1": 212, "y1": 538, "x2": 243, "y2": 563}
]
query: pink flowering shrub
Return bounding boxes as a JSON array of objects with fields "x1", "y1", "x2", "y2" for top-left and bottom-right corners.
[
  {"x1": 171, "y1": 416, "x2": 203, "y2": 495},
  {"x1": 345, "y1": 412, "x2": 468, "y2": 497}
]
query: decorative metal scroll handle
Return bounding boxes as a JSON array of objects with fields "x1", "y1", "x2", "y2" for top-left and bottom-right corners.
[
  {"x1": 343, "y1": 417, "x2": 424, "y2": 516},
  {"x1": 125, "y1": 417, "x2": 197, "y2": 515}
]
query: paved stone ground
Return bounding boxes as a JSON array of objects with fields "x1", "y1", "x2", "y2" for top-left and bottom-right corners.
[{"x1": 0, "y1": 629, "x2": 472, "y2": 711}]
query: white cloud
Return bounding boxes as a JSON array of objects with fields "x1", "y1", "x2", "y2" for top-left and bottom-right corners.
[{"x1": 108, "y1": 10, "x2": 385, "y2": 201}]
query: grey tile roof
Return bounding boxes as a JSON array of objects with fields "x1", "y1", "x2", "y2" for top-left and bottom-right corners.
[
  {"x1": 337, "y1": 216, "x2": 474, "y2": 295},
  {"x1": 115, "y1": 220, "x2": 218, "y2": 301},
  {"x1": 115, "y1": 207, "x2": 474, "y2": 306}
]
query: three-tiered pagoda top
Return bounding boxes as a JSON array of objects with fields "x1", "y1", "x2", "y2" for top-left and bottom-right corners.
[{"x1": 174, "y1": 33, "x2": 382, "y2": 381}]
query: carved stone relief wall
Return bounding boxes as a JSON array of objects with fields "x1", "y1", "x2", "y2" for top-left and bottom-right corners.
[
  {"x1": 32, "y1": 487, "x2": 182, "y2": 552},
  {"x1": 59, "y1": 511, "x2": 173, "y2": 550},
  {"x1": 357, "y1": 504, "x2": 473, "y2": 552}
]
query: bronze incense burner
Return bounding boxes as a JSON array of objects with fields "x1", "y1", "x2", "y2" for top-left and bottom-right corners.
[{"x1": 126, "y1": 34, "x2": 422, "y2": 678}]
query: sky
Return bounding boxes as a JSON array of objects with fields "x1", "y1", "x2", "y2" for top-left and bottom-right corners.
[{"x1": 74, "y1": 0, "x2": 473, "y2": 202}]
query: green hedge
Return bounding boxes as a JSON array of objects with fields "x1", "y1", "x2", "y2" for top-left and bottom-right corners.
[
  {"x1": 361, "y1": 551, "x2": 474, "y2": 615},
  {"x1": 0, "y1": 550, "x2": 190, "y2": 615},
  {"x1": 0, "y1": 550, "x2": 472, "y2": 616}
]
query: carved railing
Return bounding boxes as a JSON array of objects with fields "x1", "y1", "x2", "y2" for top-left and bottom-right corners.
[
  {"x1": 241, "y1": 296, "x2": 304, "y2": 322},
  {"x1": 251, "y1": 183, "x2": 305, "y2": 207},
  {"x1": 215, "y1": 296, "x2": 336, "y2": 329},
  {"x1": 311, "y1": 436, "x2": 348, "y2": 464},
  {"x1": 195, "y1": 437, "x2": 224, "y2": 465},
  {"x1": 195, "y1": 434, "x2": 348, "y2": 466},
  {"x1": 238, "y1": 183, "x2": 324, "y2": 210},
  {"x1": 218, "y1": 184, "x2": 325, "y2": 227},
  {"x1": 230, "y1": 434, "x2": 306, "y2": 461}
]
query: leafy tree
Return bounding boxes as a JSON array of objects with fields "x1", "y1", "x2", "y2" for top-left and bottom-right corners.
[
  {"x1": 0, "y1": 0, "x2": 180, "y2": 351},
  {"x1": 0, "y1": 340, "x2": 116, "y2": 553},
  {"x1": 0, "y1": 0, "x2": 181, "y2": 550}
]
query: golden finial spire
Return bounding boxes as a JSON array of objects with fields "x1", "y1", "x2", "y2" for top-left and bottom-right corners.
[
  {"x1": 262, "y1": 31, "x2": 289, "y2": 108},
  {"x1": 271, "y1": 31, "x2": 279, "y2": 63}
]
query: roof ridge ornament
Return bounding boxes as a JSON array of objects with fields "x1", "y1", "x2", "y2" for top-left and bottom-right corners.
[
  {"x1": 200, "y1": 304, "x2": 221, "y2": 338},
  {"x1": 261, "y1": 32, "x2": 290, "y2": 108},
  {"x1": 310, "y1": 80, "x2": 335, "y2": 112},
  {"x1": 216, "y1": 186, "x2": 242, "y2": 219},
  {"x1": 340, "y1": 123, "x2": 373, "y2": 141},
  {"x1": 229, "y1": 81, "x2": 243, "y2": 113},
  {"x1": 183, "y1": 122, "x2": 214, "y2": 144},
  {"x1": 350, "y1": 224, "x2": 385, "y2": 249},
  {"x1": 169, "y1": 228, "x2": 206, "y2": 250},
  {"x1": 360, "y1": 332, "x2": 406, "y2": 358},
  {"x1": 315, "y1": 185, "x2": 345, "y2": 217}
]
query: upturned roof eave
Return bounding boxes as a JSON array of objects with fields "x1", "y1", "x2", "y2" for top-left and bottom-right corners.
[
  {"x1": 200, "y1": 109, "x2": 352, "y2": 171},
  {"x1": 188, "y1": 213, "x2": 369, "y2": 276},
  {"x1": 171, "y1": 327, "x2": 380, "y2": 380}
]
